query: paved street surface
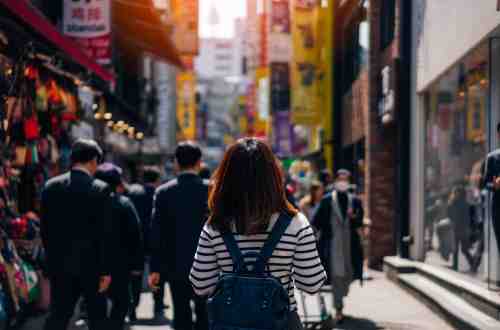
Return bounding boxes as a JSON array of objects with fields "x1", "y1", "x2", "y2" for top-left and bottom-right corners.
[{"x1": 20, "y1": 271, "x2": 452, "y2": 330}]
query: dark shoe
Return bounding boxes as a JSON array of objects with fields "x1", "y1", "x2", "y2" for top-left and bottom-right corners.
[{"x1": 129, "y1": 311, "x2": 137, "y2": 323}]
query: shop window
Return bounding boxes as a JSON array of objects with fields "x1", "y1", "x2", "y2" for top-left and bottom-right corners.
[
  {"x1": 422, "y1": 43, "x2": 489, "y2": 282},
  {"x1": 380, "y1": 0, "x2": 395, "y2": 50},
  {"x1": 342, "y1": 1, "x2": 369, "y2": 93}
]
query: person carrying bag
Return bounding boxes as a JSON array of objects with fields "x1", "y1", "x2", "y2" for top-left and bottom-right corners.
[{"x1": 190, "y1": 138, "x2": 326, "y2": 330}]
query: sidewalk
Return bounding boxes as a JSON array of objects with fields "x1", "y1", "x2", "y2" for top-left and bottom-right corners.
[
  {"x1": 297, "y1": 271, "x2": 454, "y2": 330},
  {"x1": 20, "y1": 271, "x2": 453, "y2": 330}
]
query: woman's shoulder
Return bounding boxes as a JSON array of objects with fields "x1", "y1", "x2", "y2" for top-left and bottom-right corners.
[
  {"x1": 201, "y1": 222, "x2": 221, "y2": 240},
  {"x1": 287, "y1": 212, "x2": 313, "y2": 236}
]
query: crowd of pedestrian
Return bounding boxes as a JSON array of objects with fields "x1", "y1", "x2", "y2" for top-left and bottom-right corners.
[{"x1": 37, "y1": 136, "x2": 368, "y2": 329}]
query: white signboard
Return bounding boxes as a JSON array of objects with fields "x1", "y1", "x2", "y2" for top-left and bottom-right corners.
[{"x1": 63, "y1": 0, "x2": 111, "y2": 64}]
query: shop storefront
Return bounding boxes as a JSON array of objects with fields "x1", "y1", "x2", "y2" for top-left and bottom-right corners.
[
  {"x1": 420, "y1": 42, "x2": 490, "y2": 280},
  {"x1": 410, "y1": 0, "x2": 500, "y2": 288}
]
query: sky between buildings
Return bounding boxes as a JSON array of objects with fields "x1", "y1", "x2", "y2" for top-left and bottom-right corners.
[{"x1": 199, "y1": 0, "x2": 246, "y2": 38}]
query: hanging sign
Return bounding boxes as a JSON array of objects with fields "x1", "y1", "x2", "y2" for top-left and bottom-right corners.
[
  {"x1": 63, "y1": 0, "x2": 111, "y2": 65},
  {"x1": 171, "y1": 0, "x2": 199, "y2": 55},
  {"x1": 176, "y1": 72, "x2": 197, "y2": 140}
]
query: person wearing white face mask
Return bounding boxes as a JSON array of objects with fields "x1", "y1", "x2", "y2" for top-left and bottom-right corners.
[{"x1": 312, "y1": 169, "x2": 365, "y2": 324}]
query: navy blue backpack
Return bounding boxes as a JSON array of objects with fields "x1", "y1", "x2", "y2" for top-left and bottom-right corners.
[{"x1": 207, "y1": 214, "x2": 292, "y2": 330}]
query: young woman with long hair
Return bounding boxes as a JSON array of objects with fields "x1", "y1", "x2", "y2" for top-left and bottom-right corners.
[{"x1": 189, "y1": 138, "x2": 326, "y2": 329}]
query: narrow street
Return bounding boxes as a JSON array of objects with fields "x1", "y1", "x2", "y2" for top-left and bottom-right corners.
[{"x1": 19, "y1": 272, "x2": 451, "y2": 330}]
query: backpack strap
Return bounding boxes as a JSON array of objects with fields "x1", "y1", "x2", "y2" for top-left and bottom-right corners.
[
  {"x1": 222, "y1": 229, "x2": 245, "y2": 273},
  {"x1": 255, "y1": 213, "x2": 292, "y2": 273}
]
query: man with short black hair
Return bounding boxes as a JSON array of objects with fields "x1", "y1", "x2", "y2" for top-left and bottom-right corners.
[
  {"x1": 41, "y1": 139, "x2": 113, "y2": 330},
  {"x1": 481, "y1": 122, "x2": 500, "y2": 256},
  {"x1": 95, "y1": 163, "x2": 144, "y2": 329},
  {"x1": 150, "y1": 141, "x2": 208, "y2": 329}
]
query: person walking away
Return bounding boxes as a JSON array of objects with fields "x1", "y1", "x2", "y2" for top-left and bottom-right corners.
[
  {"x1": 447, "y1": 185, "x2": 475, "y2": 272},
  {"x1": 190, "y1": 138, "x2": 326, "y2": 330},
  {"x1": 40, "y1": 139, "x2": 113, "y2": 330},
  {"x1": 299, "y1": 180, "x2": 324, "y2": 221},
  {"x1": 481, "y1": 123, "x2": 500, "y2": 260},
  {"x1": 95, "y1": 163, "x2": 144, "y2": 329},
  {"x1": 149, "y1": 142, "x2": 209, "y2": 329},
  {"x1": 127, "y1": 166, "x2": 162, "y2": 319},
  {"x1": 312, "y1": 169, "x2": 364, "y2": 324}
]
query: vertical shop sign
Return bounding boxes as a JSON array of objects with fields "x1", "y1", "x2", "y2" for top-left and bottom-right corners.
[
  {"x1": 273, "y1": 111, "x2": 295, "y2": 156},
  {"x1": 271, "y1": 63, "x2": 290, "y2": 112},
  {"x1": 171, "y1": 0, "x2": 199, "y2": 55},
  {"x1": 291, "y1": 0, "x2": 321, "y2": 125},
  {"x1": 269, "y1": 0, "x2": 292, "y2": 62},
  {"x1": 176, "y1": 72, "x2": 197, "y2": 140},
  {"x1": 63, "y1": 0, "x2": 111, "y2": 65}
]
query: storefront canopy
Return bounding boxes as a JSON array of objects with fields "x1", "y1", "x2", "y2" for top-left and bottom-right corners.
[
  {"x1": 1, "y1": 0, "x2": 115, "y2": 83},
  {"x1": 112, "y1": 0, "x2": 183, "y2": 68}
]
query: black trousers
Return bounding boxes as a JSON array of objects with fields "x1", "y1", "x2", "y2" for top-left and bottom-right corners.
[
  {"x1": 153, "y1": 276, "x2": 166, "y2": 311},
  {"x1": 492, "y1": 205, "x2": 500, "y2": 254},
  {"x1": 130, "y1": 273, "x2": 142, "y2": 312},
  {"x1": 169, "y1": 279, "x2": 208, "y2": 330},
  {"x1": 44, "y1": 273, "x2": 107, "y2": 330},
  {"x1": 108, "y1": 274, "x2": 132, "y2": 330}
]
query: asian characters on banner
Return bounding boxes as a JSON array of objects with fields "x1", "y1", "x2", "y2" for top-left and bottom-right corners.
[
  {"x1": 291, "y1": 0, "x2": 322, "y2": 125},
  {"x1": 176, "y1": 72, "x2": 197, "y2": 141},
  {"x1": 63, "y1": 0, "x2": 111, "y2": 65}
]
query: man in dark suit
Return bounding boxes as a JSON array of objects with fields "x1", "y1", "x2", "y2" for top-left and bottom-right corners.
[
  {"x1": 481, "y1": 122, "x2": 500, "y2": 256},
  {"x1": 150, "y1": 142, "x2": 209, "y2": 330},
  {"x1": 95, "y1": 163, "x2": 144, "y2": 329},
  {"x1": 127, "y1": 166, "x2": 162, "y2": 319},
  {"x1": 40, "y1": 139, "x2": 114, "y2": 330}
]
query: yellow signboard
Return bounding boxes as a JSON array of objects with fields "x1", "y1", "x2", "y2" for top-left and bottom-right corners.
[
  {"x1": 176, "y1": 72, "x2": 197, "y2": 140},
  {"x1": 290, "y1": 0, "x2": 322, "y2": 125}
]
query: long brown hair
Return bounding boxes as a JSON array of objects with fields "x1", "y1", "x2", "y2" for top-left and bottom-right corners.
[{"x1": 208, "y1": 138, "x2": 297, "y2": 234}]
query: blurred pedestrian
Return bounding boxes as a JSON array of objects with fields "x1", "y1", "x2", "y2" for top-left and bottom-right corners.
[
  {"x1": 95, "y1": 163, "x2": 144, "y2": 329},
  {"x1": 40, "y1": 139, "x2": 113, "y2": 330},
  {"x1": 149, "y1": 141, "x2": 209, "y2": 329},
  {"x1": 199, "y1": 164, "x2": 211, "y2": 181},
  {"x1": 127, "y1": 166, "x2": 162, "y2": 319},
  {"x1": 189, "y1": 138, "x2": 326, "y2": 330},
  {"x1": 319, "y1": 169, "x2": 334, "y2": 194},
  {"x1": 299, "y1": 180, "x2": 324, "y2": 220},
  {"x1": 312, "y1": 169, "x2": 364, "y2": 324}
]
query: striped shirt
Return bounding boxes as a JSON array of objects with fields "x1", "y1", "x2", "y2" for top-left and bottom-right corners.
[{"x1": 189, "y1": 213, "x2": 326, "y2": 311}]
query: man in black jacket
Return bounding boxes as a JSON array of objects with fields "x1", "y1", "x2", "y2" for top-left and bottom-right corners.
[
  {"x1": 150, "y1": 142, "x2": 209, "y2": 330},
  {"x1": 40, "y1": 139, "x2": 113, "y2": 330},
  {"x1": 95, "y1": 163, "x2": 144, "y2": 329},
  {"x1": 127, "y1": 166, "x2": 162, "y2": 319}
]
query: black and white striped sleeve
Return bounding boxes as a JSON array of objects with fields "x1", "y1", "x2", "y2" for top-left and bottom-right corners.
[
  {"x1": 189, "y1": 225, "x2": 220, "y2": 296},
  {"x1": 292, "y1": 214, "x2": 326, "y2": 294}
]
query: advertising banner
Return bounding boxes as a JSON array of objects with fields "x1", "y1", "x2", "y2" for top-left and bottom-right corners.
[
  {"x1": 271, "y1": 63, "x2": 290, "y2": 112},
  {"x1": 63, "y1": 0, "x2": 111, "y2": 65},
  {"x1": 290, "y1": 0, "x2": 322, "y2": 125},
  {"x1": 171, "y1": 0, "x2": 199, "y2": 55},
  {"x1": 272, "y1": 111, "x2": 295, "y2": 156},
  {"x1": 269, "y1": 0, "x2": 292, "y2": 63},
  {"x1": 176, "y1": 72, "x2": 197, "y2": 140}
]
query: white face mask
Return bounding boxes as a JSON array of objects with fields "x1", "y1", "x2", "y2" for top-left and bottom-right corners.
[{"x1": 335, "y1": 181, "x2": 349, "y2": 192}]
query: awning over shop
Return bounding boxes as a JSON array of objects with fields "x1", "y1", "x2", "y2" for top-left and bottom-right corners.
[
  {"x1": 1, "y1": 0, "x2": 115, "y2": 83},
  {"x1": 112, "y1": 0, "x2": 183, "y2": 68}
]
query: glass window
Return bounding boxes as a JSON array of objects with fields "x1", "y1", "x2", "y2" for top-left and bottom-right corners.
[
  {"x1": 380, "y1": 0, "x2": 395, "y2": 50},
  {"x1": 423, "y1": 43, "x2": 488, "y2": 280}
]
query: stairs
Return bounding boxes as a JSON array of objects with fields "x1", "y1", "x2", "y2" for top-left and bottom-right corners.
[{"x1": 384, "y1": 257, "x2": 500, "y2": 330}]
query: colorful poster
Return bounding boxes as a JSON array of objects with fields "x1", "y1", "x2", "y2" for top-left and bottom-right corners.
[
  {"x1": 63, "y1": 0, "x2": 111, "y2": 64},
  {"x1": 272, "y1": 111, "x2": 295, "y2": 156},
  {"x1": 171, "y1": 0, "x2": 199, "y2": 55},
  {"x1": 271, "y1": 63, "x2": 290, "y2": 112},
  {"x1": 290, "y1": 0, "x2": 322, "y2": 125},
  {"x1": 176, "y1": 72, "x2": 197, "y2": 140},
  {"x1": 269, "y1": 0, "x2": 292, "y2": 62}
]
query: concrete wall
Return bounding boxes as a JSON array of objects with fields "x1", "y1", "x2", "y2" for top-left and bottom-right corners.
[{"x1": 415, "y1": 0, "x2": 500, "y2": 92}]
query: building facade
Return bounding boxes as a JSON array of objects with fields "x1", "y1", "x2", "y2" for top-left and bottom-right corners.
[
  {"x1": 410, "y1": 0, "x2": 500, "y2": 285},
  {"x1": 334, "y1": 0, "x2": 411, "y2": 265}
]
